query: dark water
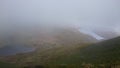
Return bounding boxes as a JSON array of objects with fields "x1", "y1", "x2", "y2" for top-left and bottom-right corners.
[{"x1": 0, "y1": 44, "x2": 35, "y2": 56}]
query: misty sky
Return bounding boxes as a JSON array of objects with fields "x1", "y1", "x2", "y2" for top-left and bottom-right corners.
[{"x1": 0, "y1": 0, "x2": 120, "y2": 35}]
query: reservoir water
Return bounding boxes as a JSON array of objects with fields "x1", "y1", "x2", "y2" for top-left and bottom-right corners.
[{"x1": 0, "y1": 44, "x2": 35, "y2": 56}]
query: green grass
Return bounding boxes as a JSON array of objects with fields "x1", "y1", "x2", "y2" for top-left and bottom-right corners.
[
  {"x1": 47, "y1": 37, "x2": 120, "y2": 68},
  {"x1": 2, "y1": 36, "x2": 120, "y2": 68},
  {"x1": 0, "y1": 61, "x2": 20, "y2": 68}
]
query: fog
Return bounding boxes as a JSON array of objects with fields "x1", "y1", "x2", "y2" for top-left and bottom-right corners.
[{"x1": 0, "y1": 0, "x2": 120, "y2": 38}]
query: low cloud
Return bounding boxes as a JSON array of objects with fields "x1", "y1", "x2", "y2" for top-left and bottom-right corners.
[{"x1": 0, "y1": 0, "x2": 120, "y2": 35}]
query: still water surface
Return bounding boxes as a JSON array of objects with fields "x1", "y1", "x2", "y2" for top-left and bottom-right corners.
[{"x1": 0, "y1": 44, "x2": 35, "y2": 56}]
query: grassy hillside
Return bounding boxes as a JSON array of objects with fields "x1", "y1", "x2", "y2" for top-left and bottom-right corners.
[
  {"x1": 51, "y1": 36, "x2": 120, "y2": 67},
  {"x1": 0, "y1": 61, "x2": 19, "y2": 68},
  {"x1": 1, "y1": 33, "x2": 120, "y2": 68},
  {"x1": 0, "y1": 28, "x2": 97, "y2": 68},
  {"x1": 2, "y1": 29, "x2": 120, "y2": 68}
]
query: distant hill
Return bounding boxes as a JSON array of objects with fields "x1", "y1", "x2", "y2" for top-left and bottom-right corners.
[
  {"x1": 1, "y1": 28, "x2": 120, "y2": 68},
  {"x1": 2, "y1": 27, "x2": 120, "y2": 68},
  {"x1": 93, "y1": 29, "x2": 119, "y2": 39},
  {"x1": 0, "y1": 27, "x2": 97, "y2": 47},
  {"x1": 0, "y1": 27, "x2": 97, "y2": 67}
]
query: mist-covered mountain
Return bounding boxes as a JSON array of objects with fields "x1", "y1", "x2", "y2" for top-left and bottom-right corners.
[
  {"x1": 0, "y1": 0, "x2": 120, "y2": 68},
  {"x1": 0, "y1": 27, "x2": 98, "y2": 67},
  {"x1": 92, "y1": 29, "x2": 119, "y2": 39},
  {"x1": 79, "y1": 28, "x2": 104, "y2": 40},
  {"x1": 0, "y1": 26, "x2": 119, "y2": 67},
  {"x1": 2, "y1": 33, "x2": 119, "y2": 68},
  {"x1": 0, "y1": 27, "x2": 97, "y2": 47}
]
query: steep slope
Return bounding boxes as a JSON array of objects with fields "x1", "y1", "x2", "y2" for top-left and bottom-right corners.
[
  {"x1": 0, "y1": 27, "x2": 97, "y2": 67},
  {"x1": 53, "y1": 27, "x2": 97, "y2": 46},
  {"x1": 78, "y1": 36, "x2": 120, "y2": 64},
  {"x1": 54, "y1": 36, "x2": 120, "y2": 67}
]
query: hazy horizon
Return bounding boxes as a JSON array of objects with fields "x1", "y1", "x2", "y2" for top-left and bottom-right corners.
[
  {"x1": 0, "y1": 0, "x2": 120, "y2": 39},
  {"x1": 0, "y1": 1, "x2": 120, "y2": 67}
]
